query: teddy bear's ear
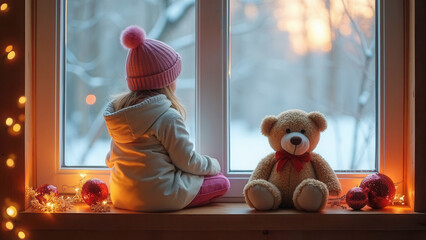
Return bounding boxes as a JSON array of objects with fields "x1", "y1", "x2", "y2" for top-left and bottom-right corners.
[
  {"x1": 261, "y1": 116, "x2": 278, "y2": 136},
  {"x1": 308, "y1": 111, "x2": 327, "y2": 132}
]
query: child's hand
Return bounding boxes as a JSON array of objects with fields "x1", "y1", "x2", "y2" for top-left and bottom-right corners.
[{"x1": 208, "y1": 158, "x2": 221, "y2": 176}]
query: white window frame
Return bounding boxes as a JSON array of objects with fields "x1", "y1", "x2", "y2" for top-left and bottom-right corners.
[{"x1": 31, "y1": 0, "x2": 405, "y2": 200}]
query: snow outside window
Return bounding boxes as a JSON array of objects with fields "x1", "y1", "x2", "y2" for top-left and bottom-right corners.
[
  {"x1": 63, "y1": 0, "x2": 196, "y2": 167},
  {"x1": 229, "y1": 0, "x2": 377, "y2": 172}
]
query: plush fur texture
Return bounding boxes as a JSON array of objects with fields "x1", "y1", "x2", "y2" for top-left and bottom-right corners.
[
  {"x1": 121, "y1": 25, "x2": 146, "y2": 49},
  {"x1": 244, "y1": 110, "x2": 341, "y2": 212},
  {"x1": 293, "y1": 178, "x2": 329, "y2": 211}
]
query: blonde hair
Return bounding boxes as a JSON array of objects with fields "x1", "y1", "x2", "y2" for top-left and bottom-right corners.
[{"x1": 112, "y1": 85, "x2": 186, "y2": 120}]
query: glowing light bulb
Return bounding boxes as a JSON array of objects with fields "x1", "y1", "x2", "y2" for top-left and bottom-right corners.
[
  {"x1": 5, "y1": 221, "x2": 14, "y2": 230},
  {"x1": 5, "y1": 45, "x2": 13, "y2": 53},
  {"x1": 6, "y1": 158, "x2": 15, "y2": 168},
  {"x1": 6, "y1": 206, "x2": 17, "y2": 218},
  {"x1": 80, "y1": 173, "x2": 87, "y2": 178},
  {"x1": 5, "y1": 117, "x2": 13, "y2": 126},
  {"x1": 18, "y1": 96, "x2": 26, "y2": 104},
  {"x1": 85, "y1": 94, "x2": 96, "y2": 105},
  {"x1": 75, "y1": 188, "x2": 79, "y2": 192},
  {"x1": 18, "y1": 231, "x2": 26, "y2": 239},
  {"x1": 0, "y1": 3, "x2": 7, "y2": 11},
  {"x1": 7, "y1": 50, "x2": 15, "y2": 60},
  {"x1": 102, "y1": 200, "x2": 107, "y2": 205},
  {"x1": 12, "y1": 123, "x2": 21, "y2": 132}
]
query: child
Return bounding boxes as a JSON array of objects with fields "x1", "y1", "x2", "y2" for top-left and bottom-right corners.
[{"x1": 103, "y1": 26, "x2": 230, "y2": 212}]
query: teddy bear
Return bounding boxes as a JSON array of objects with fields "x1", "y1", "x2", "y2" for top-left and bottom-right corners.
[{"x1": 243, "y1": 110, "x2": 341, "y2": 212}]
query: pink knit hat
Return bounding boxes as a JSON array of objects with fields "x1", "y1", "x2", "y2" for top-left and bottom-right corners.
[{"x1": 120, "y1": 25, "x2": 182, "y2": 91}]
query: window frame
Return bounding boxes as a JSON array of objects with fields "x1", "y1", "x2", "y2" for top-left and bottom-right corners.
[{"x1": 33, "y1": 0, "x2": 405, "y2": 200}]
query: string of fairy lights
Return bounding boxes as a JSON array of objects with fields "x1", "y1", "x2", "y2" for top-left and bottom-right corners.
[
  {"x1": 1, "y1": 2, "x2": 109, "y2": 237},
  {"x1": 1, "y1": 1, "x2": 27, "y2": 239}
]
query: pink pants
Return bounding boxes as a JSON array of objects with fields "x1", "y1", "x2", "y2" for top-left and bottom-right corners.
[{"x1": 186, "y1": 173, "x2": 230, "y2": 208}]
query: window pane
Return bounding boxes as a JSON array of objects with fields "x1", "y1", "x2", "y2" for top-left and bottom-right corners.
[
  {"x1": 230, "y1": 0, "x2": 376, "y2": 171},
  {"x1": 63, "y1": 0, "x2": 196, "y2": 167}
]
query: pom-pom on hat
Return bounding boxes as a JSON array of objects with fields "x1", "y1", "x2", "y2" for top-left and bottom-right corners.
[
  {"x1": 120, "y1": 26, "x2": 146, "y2": 49},
  {"x1": 120, "y1": 25, "x2": 182, "y2": 91}
]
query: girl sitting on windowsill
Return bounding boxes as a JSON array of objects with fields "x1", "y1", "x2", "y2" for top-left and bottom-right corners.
[{"x1": 103, "y1": 26, "x2": 230, "y2": 212}]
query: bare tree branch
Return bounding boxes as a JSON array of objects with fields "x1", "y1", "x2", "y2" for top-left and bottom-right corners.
[
  {"x1": 67, "y1": 49, "x2": 102, "y2": 71},
  {"x1": 66, "y1": 64, "x2": 106, "y2": 88},
  {"x1": 342, "y1": 0, "x2": 373, "y2": 57}
]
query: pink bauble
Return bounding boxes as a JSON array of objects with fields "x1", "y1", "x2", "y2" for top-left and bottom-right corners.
[
  {"x1": 36, "y1": 184, "x2": 59, "y2": 204},
  {"x1": 346, "y1": 187, "x2": 368, "y2": 210},
  {"x1": 81, "y1": 178, "x2": 109, "y2": 206},
  {"x1": 360, "y1": 173, "x2": 395, "y2": 209}
]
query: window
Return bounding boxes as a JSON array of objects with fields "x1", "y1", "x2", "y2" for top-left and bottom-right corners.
[
  {"x1": 229, "y1": 0, "x2": 377, "y2": 172},
  {"x1": 63, "y1": 0, "x2": 196, "y2": 167},
  {"x1": 34, "y1": 0, "x2": 405, "y2": 199}
]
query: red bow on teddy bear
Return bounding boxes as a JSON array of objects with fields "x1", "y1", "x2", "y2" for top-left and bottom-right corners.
[{"x1": 275, "y1": 150, "x2": 311, "y2": 172}]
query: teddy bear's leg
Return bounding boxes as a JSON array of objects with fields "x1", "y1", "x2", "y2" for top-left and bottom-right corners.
[
  {"x1": 293, "y1": 179, "x2": 329, "y2": 212},
  {"x1": 244, "y1": 179, "x2": 282, "y2": 210}
]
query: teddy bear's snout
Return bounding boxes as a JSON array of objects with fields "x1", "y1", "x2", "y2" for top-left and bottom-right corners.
[
  {"x1": 290, "y1": 136, "x2": 302, "y2": 145},
  {"x1": 281, "y1": 132, "x2": 310, "y2": 155}
]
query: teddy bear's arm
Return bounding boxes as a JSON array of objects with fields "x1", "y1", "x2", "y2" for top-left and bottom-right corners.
[
  {"x1": 249, "y1": 153, "x2": 276, "y2": 181},
  {"x1": 310, "y1": 152, "x2": 342, "y2": 196}
]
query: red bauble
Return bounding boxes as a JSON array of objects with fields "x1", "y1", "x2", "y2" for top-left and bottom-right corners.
[
  {"x1": 346, "y1": 187, "x2": 368, "y2": 210},
  {"x1": 360, "y1": 173, "x2": 395, "y2": 209},
  {"x1": 36, "y1": 184, "x2": 59, "y2": 204},
  {"x1": 81, "y1": 178, "x2": 109, "y2": 206}
]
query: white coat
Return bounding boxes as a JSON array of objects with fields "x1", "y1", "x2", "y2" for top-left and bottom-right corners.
[{"x1": 104, "y1": 94, "x2": 220, "y2": 211}]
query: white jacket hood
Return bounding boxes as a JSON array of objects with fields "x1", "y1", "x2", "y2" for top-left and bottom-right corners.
[{"x1": 103, "y1": 95, "x2": 171, "y2": 143}]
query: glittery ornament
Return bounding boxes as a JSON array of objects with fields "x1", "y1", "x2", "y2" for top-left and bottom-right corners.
[
  {"x1": 36, "y1": 184, "x2": 59, "y2": 204},
  {"x1": 346, "y1": 187, "x2": 368, "y2": 210},
  {"x1": 360, "y1": 173, "x2": 395, "y2": 209},
  {"x1": 81, "y1": 178, "x2": 109, "y2": 206}
]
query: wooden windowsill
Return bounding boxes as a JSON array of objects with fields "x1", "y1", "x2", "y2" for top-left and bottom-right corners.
[{"x1": 19, "y1": 203, "x2": 426, "y2": 231}]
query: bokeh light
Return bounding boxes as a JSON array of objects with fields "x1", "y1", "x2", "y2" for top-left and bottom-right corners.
[
  {"x1": 18, "y1": 96, "x2": 26, "y2": 104},
  {"x1": 5, "y1": 117, "x2": 13, "y2": 126},
  {"x1": 6, "y1": 206, "x2": 17, "y2": 218},
  {"x1": 18, "y1": 231, "x2": 26, "y2": 239},
  {"x1": 6, "y1": 158, "x2": 15, "y2": 168},
  {"x1": 12, "y1": 123, "x2": 21, "y2": 132},
  {"x1": 5, "y1": 45, "x2": 13, "y2": 53},
  {"x1": 7, "y1": 50, "x2": 16, "y2": 60},
  {"x1": 85, "y1": 94, "x2": 96, "y2": 105},
  {"x1": 5, "y1": 221, "x2": 14, "y2": 230},
  {"x1": 0, "y1": 3, "x2": 7, "y2": 11}
]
